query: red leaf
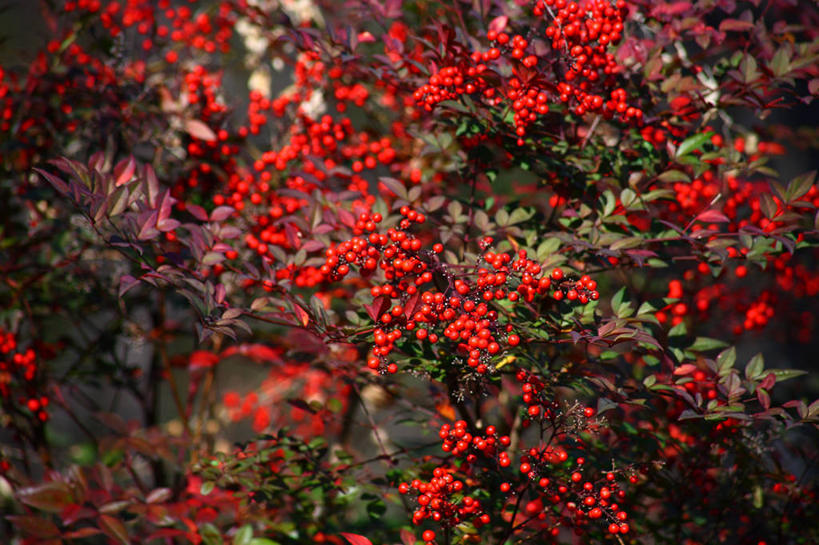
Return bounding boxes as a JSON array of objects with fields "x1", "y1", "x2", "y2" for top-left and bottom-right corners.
[
  {"x1": 34, "y1": 168, "x2": 69, "y2": 195},
  {"x1": 113, "y1": 156, "x2": 136, "y2": 187},
  {"x1": 400, "y1": 528, "x2": 417, "y2": 545},
  {"x1": 759, "y1": 372, "x2": 776, "y2": 390},
  {"x1": 719, "y1": 19, "x2": 755, "y2": 32},
  {"x1": 7, "y1": 515, "x2": 60, "y2": 538},
  {"x1": 695, "y1": 209, "x2": 730, "y2": 223},
  {"x1": 301, "y1": 239, "x2": 326, "y2": 252},
  {"x1": 294, "y1": 305, "x2": 310, "y2": 327},
  {"x1": 673, "y1": 364, "x2": 698, "y2": 376},
  {"x1": 157, "y1": 218, "x2": 181, "y2": 232},
  {"x1": 99, "y1": 514, "x2": 129, "y2": 544},
  {"x1": 341, "y1": 533, "x2": 373, "y2": 545},
  {"x1": 364, "y1": 296, "x2": 391, "y2": 323},
  {"x1": 488, "y1": 15, "x2": 508, "y2": 33},
  {"x1": 63, "y1": 527, "x2": 103, "y2": 539},
  {"x1": 17, "y1": 482, "x2": 74, "y2": 513},
  {"x1": 185, "y1": 119, "x2": 217, "y2": 141},
  {"x1": 241, "y1": 343, "x2": 281, "y2": 362},
  {"x1": 404, "y1": 289, "x2": 422, "y2": 319}
]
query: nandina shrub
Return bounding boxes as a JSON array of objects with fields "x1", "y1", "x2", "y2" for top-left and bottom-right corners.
[{"x1": 1, "y1": 1, "x2": 818, "y2": 544}]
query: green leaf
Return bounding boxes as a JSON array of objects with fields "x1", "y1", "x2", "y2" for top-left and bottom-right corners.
[
  {"x1": 786, "y1": 171, "x2": 816, "y2": 203},
  {"x1": 536, "y1": 238, "x2": 561, "y2": 260},
  {"x1": 769, "y1": 46, "x2": 792, "y2": 78},
  {"x1": 753, "y1": 485, "x2": 764, "y2": 509},
  {"x1": 250, "y1": 539, "x2": 281, "y2": 545},
  {"x1": 676, "y1": 132, "x2": 713, "y2": 159},
  {"x1": 367, "y1": 498, "x2": 387, "y2": 519},
  {"x1": 610, "y1": 237, "x2": 644, "y2": 251},
  {"x1": 716, "y1": 347, "x2": 737, "y2": 375},
  {"x1": 508, "y1": 207, "x2": 534, "y2": 225},
  {"x1": 771, "y1": 369, "x2": 807, "y2": 382},
  {"x1": 495, "y1": 208, "x2": 510, "y2": 227},
  {"x1": 669, "y1": 321, "x2": 688, "y2": 339},
  {"x1": 759, "y1": 193, "x2": 777, "y2": 219},
  {"x1": 745, "y1": 353, "x2": 764, "y2": 380},
  {"x1": 740, "y1": 53, "x2": 759, "y2": 83},
  {"x1": 689, "y1": 337, "x2": 729, "y2": 352},
  {"x1": 621, "y1": 188, "x2": 637, "y2": 208},
  {"x1": 234, "y1": 525, "x2": 254, "y2": 545},
  {"x1": 611, "y1": 287, "x2": 627, "y2": 314},
  {"x1": 658, "y1": 170, "x2": 691, "y2": 183},
  {"x1": 201, "y1": 481, "x2": 215, "y2": 496}
]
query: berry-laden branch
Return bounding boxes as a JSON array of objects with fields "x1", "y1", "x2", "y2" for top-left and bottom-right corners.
[{"x1": 320, "y1": 208, "x2": 598, "y2": 375}]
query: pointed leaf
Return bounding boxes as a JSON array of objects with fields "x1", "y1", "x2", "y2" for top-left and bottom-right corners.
[
  {"x1": 98, "y1": 514, "x2": 129, "y2": 544},
  {"x1": 341, "y1": 534, "x2": 373, "y2": 545},
  {"x1": 676, "y1": 132, "x2": 713, "y2": 158},
  {"x1": 185, "y1": 119, "x2": 217, "y2": 141}
]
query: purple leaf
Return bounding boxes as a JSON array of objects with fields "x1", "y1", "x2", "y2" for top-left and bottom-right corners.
[
  {"x1": 119, "y1": 275, "x2": 140, "y2": 297},
  {"x1": 34, "y1": 168, "x2": 69, "y2": 195},
  {"x1": 209, "y1": 206, "x2": 235, "y2": 222},
  {"x1": 186, "y1": 203, "x2": 209, "y2": 221},
  {"x1": 143, "y1": 164, "x2": 160, "y2": 207}
]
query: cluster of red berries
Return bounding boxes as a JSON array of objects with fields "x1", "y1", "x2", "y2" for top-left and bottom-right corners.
[
  {"x1": 216, "y1": 114, "x2": 395, "y2": 266},
  {"x1": 398, "y1": 466, "x2": 489, "y2": 539},
  {"x1": 319, "y1": 209, "x2": 422, "y2": 282},
  {"x1": 537, "y1": 0, "x2": 639, "y2": 120},
  {"x1": 516, "y1": 369, "x2": 598, "y2": 427},
  {"x1": 549, "y1": 269, "x2": 599, "y2": 303},
  {"x1": 516, "y1": 448, "x2": 631, "y2": 535},
  {"x1": 439, "y1": 421, "x2": 512, "y2": 467},
  {"x1": 0, "y1": 329, "x2": 49, "y2": 423},
  {"x1": 66, "y1": 0, "x2": 237, "y2": 55},
  {"x1": 320, "y1": 213, "x2": 597, "y2": 373},
  {"x1": 412, "y1": 60, "x2": 491, "y2": 111},
  {"x1": 414, "y1": 0, "x2": 641, "y2": 145}
]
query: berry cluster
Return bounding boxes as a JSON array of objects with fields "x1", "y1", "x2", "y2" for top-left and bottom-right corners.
[
  {"x1": 320, "y1": 212, "x2": 596, "y2": 374},
  {"x1": 414, "y1": 0, "x2": 641, "y2": 145},
  {"x1": 439, "y1": 420, "x2": 512, "y2": 468},
  {"x1": 412, "y1": 60, "x2": 492, "y2": 111},
  {"x1": 537, "y1": 0, "x2": 639, "y2": 120},
  {"x1": 0, "y1": 329, "x2": 49, "y2": 423},
  {"x1": 398, "y1": 466, "x2": 489, "y2": 538}
]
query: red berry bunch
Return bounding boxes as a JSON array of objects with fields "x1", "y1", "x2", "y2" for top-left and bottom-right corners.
[
  {"x1": 414, "y1": 0, "x2": 641, "y2": 145},
  {"x1": 320, "y1": 211, "x2": 597, "y2": 374},
  {"x1": 536, "y1": 0, "x2": 640, "y2": 121},
  {"x1": 439, "y1": 421, "x2": 512, "y2": 468},
  {"x1": 398, "y1": 466, "x2": 489, "y2": 538},
  {"x1": 0, "y1": 329, "x2": 49, "y2": 423},
  {"x1": 548, "y1": 268, "x2": 599, "y2": 303},
  {"x1": 515, "y1": 369, "x2": 598, "y2": 428},
  {"x1": 412, "y1": 59, "x2": 492, "y2": 111},
  {"x1": 319, "y1": 210, "x2": 415, "y2": 283},
  {"x1": 515, "y1": 448, "x2": 631, "y2": 535}
]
